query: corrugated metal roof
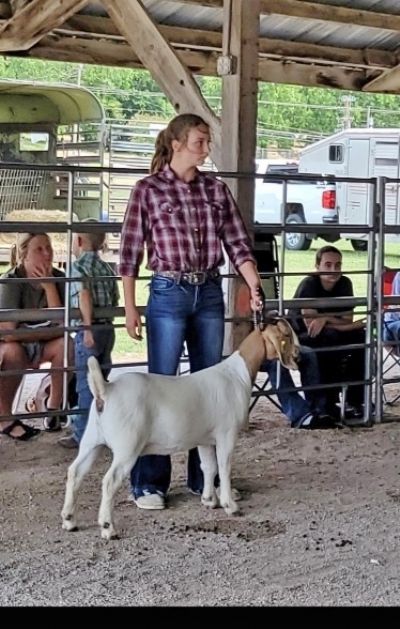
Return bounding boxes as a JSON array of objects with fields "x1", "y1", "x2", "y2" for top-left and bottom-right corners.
[
  {"x1": 60, "y1": 1, "x2": 400, "y2": 55},
  {"x1": 259, "y1": 15, "x2": 400, "y2": 51},
  {"x1": 314, "y1": 0, "x2": 400, "y2": 12},
  {"x1": 140, "y1": 1, "x2": 400, "y2": 54},
  {"x1": 142, "y1": 0, "x2": 223, "y2": 31}
]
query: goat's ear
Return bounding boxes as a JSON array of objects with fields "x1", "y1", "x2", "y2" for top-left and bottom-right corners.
[
  {"x1": 262, "y1": 322, "x2": 299, "y2": 370},
  {"x1": 276, "y1": 319, "x2": 291, "y2": 336},
  {"x1": 263, "y1": 325, "x2": 281, "y2": 360},
  {"x1": 276, "y1": 319, "x2": 300, "y2": 350},
  {"x1": 284, "y1": 320, "x2": 300, "y2": 349}
]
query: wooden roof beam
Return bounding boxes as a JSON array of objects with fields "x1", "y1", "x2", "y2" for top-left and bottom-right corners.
[
  {"x1": 362, "y1": 66, "x2": 400, "y2": 93},
  {"x1": 0, "y1": 0, "x2": 89, "y2": 51},
  {"x1": 258, "y1": 58, "x2": 381, "y2": 91},
  {"x1": 58, "y1": 14, "x2": 397, "y2": 70},
  {"x1": 9, "y1": 0, "x2": 31, "y2": 13},
  {"x1": 25, "y1": 34, "x2": 382, "y2": 93},
  {"x1": 101, "y1": 0, "x2": 222, "y2": 167},
  {"x1": 61, "y1": 16, "x2": 221, "y2": 48},
  {"x1": 259, "y1": 39, "x2": 394, "y2": 70},
  {"x1": 32, "y1": 35, "x2": 219, "y2": 74}
]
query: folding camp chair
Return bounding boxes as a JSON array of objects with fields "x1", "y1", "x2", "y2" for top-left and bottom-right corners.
[
  {"x1": 249, "y1": 233, "x2": 284, "y2": 413},
  {"x1": 382, "y1": 270, "x2": 400, "y2": 406},
  {"x1": 249, "y1": 369, "x2": 284, "y2": 412}
]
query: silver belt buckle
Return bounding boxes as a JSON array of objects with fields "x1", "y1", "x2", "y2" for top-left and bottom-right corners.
[{"x1": 192, "y1": 271, "x2": 206, "y2": 284}]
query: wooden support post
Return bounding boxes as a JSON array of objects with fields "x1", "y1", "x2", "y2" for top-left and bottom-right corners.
[{"x1": 220, "y1": 0, "x2": 260, "y2": 353}]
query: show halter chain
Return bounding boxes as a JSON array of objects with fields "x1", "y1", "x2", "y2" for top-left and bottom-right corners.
[{"x1": 253, "y1": 285, "x2": 266, "y2": 331}]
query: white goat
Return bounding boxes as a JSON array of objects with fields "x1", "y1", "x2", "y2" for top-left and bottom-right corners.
[{"x1": 61, "y1": 319, "x2": 299, "y2": 540}]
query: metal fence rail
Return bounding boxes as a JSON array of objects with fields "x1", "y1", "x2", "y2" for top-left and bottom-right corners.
[
  {"x1": 0, "y1": 168, "x2": 50, "y2": 219},
  {"x1": 1, "y1": 162, "x2": 400, "y2": 428}
]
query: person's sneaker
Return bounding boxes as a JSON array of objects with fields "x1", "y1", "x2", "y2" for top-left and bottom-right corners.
[
  {"x1": 344, "y1": 405, "x2": 364, "y2": 420},
  {"x1": 58, "y1": 435, "x2": 79, "y2": 449},
  {"x1": 295, "y1": 412, "x2": 340, "y2": 430},
  {"x1": 133, "y1": 490, "x2": 165, "y2": 510},
  {"x1": 188, "y1": 487, "x2": 202, "y2": 496}
]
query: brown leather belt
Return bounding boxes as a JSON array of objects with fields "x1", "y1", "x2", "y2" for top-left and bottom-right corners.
[{"x1": 155, "y1": 270, "x2": 220, "y2": 285}]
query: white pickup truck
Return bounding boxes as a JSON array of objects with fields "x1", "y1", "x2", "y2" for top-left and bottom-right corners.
[{"x1": 254, "y1": 159, "x2": 340, "y2": 250}]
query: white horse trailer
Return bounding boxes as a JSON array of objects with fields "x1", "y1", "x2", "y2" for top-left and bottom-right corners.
[{"x1": 299, "y1": 128, "x2": 400, "y2": 250}]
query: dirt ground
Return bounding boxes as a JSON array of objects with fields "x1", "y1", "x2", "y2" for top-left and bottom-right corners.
[{"x1": 2, "y1": 379, "x2": 400, "y2": 607}]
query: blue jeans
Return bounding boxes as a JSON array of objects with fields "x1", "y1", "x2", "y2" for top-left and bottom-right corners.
[
  {"x1": 384, "y1": 319, "x2": 400, "y2": 344},
  {"x1": 262, "y1": 346, "x2": 327, "y2": 426},
  {"x1": 72, "y1": 327, "x2": 115, "y2": 442},
  {"x1": 130, "y1": 275, "x2": 225, "y2": 498},
  {"x1": 298, "y1": 328, "x2": 365, "y2": 407}
]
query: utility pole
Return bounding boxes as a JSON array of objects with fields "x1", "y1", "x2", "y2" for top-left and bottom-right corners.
[
  {"x1": 76, "y1": 63, "x2": 84, "y2": 86},
  {"x1": 340, "y1": 95, "x2": 354, "y2": 130}
]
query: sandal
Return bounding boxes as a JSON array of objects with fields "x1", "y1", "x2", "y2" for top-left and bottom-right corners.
[
  {"x1": 25, "y1": 397, "x2": 37, "y2": 413},
  {"x1": 1, "y1": 419, "x2": 41, "y2": 441},
  {"x1": 42, "y1": 394, "x2": 69, "y2": 432},
  {"x1": 43, "y1": 412, "x2": 68, "y2": 432}
]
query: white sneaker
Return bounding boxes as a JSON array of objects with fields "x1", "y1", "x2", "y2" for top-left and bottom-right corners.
[{"x1": 134, "y1": 492, "x2": 165, "y2": 510}]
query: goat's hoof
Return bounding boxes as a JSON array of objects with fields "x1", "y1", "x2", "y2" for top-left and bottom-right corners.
[
  {"x1": 62, "y1": 519, "x2": 78, "y2": 532},
  {"x1": 101, "y1": 527, "x2": 118, "y2": 541},
  {"x1": 222, "y1": 501, "x2": 239, "y2": 516},
  {"x1": 201, "y1": 494, "x2": 218, "y2": 509}
]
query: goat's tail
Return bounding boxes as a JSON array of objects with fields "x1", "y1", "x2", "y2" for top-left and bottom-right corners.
[{"x1": 87, "y1": 356, "x2": 106, "y2": 413}]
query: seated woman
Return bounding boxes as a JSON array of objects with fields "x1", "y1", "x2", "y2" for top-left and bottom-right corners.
[{"x1": 0, "y1": 232, "x2": 73, "y2": 441}]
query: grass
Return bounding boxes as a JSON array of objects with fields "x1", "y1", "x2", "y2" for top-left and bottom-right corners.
[
  {"x1": 113, "y1": 275, "x2": 149, "y2": 361},
  {"x1": 3, "y1": 238, "x2": 400, "y2": 362}
]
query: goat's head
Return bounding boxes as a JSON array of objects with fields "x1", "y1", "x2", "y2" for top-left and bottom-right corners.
[{"x1": 261, "y1": 318, "x2": 300, "y2": 370}]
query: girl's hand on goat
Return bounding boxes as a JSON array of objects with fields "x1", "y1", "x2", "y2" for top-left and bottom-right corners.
[{"x1": 125, "y1": 306, "x2": 143, "y2": 341}]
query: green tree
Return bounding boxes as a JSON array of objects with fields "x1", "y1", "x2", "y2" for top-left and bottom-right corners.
[{"x1": 2, "y1": 56, "x2": 400, "y2": 150}]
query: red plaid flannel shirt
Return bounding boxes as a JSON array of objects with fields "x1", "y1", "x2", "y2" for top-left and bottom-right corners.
[{"x1": 119, "y1": 165, "x2": 256, "y2": 277}]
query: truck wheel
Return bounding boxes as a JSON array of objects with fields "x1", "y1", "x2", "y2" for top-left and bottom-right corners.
[
  {"x1": 351, "y1": 239, "x2": 368, "y2": 252},
  {"x1": 285, "y1": 215, "x2": 312, "y2": 251}
]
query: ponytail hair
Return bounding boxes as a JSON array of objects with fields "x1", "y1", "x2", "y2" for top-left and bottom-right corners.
[
  {"x1": 150, "y1": 129, "x2": 172, "y2": 174},
  {"x1": 150, "y1": 113, "x2": 210, "y2": 174}
]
